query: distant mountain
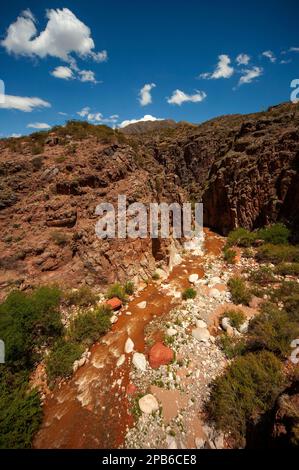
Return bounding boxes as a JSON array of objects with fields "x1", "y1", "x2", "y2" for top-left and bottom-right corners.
[{"x1": 121, "y1": 119, "x2": 178, "y2": 134}]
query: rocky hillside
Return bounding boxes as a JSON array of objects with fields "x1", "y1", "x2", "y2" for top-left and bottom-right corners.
[{"x1": 0, "y1": 102, "x2": 298, "y2": 297}]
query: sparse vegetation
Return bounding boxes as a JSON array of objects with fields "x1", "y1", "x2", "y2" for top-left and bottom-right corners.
[
  {"x1": 182, "y1": 287, "x2": 197, "y2": 300},
  {"x1": 152, "y1": 272, "x2": 160, "y2": 280},
  {"x1": 124, "y1": 280, "x2": 135, "y2": 296},
  {"x1": 64, "y1": 286, "x2": 98, "y2": 307},
  {"x1": 256, "y1": 244, "x2": 299, "y2": 263},
  {"x1": 45, "y1": 339, "x2": 83, "y2": 381},
  {"x1": 106, "y1": 283, "x2": 127, "y2": 302},
  {"x1": 275, "y1": 262, "x2": 299, "y2": 276},
  {"x1": 68, "y1": 305, "x2": 112, "y2": 346},
  {"x1": 218, "y1": 334, "x2": 247, "y2": 359},
  {"x1": 222, "y1": 309, "x2": 246, "y2": 329},
  {"x1": 51, "y1": 231, "x2": 69, "y2": 247},
  {"x1": 223, "y1": 247, "x2": 237, "y2": 264},
  {"x1": 228, "y1": 276, "x2": 252, "y2": 305}
]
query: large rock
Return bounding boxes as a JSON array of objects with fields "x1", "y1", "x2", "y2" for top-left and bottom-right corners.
[
  {"x1": 221, "y1": 317, "x2": 231, "y2": 331},
  {"x1": 132, "y1": 352, "x2": 147, "y2": 371},
  {"x1": 124, "y1": 337, "x2": 134, "y2": 354},
  {"x1": 138, "y1": 394, "x2": 159, "y2": 414},
  {"x1": 137, "y1": 301, "x2": 147, "y2": 309},
  {"x1": 192, "y1": 327, "x2": 210, "y2": 343},
  {"x1": 106, "y1": 297, "x2": 122, "y2": 310},
  {"x1": 149, "y1": 342, "x2": 174, "y2": 369},
  {"x1": 189, "y1": 273, "x2": 199, "y2": 284}
]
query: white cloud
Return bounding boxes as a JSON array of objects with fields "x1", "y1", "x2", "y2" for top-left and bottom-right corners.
[
  {"x1": 77, "y1": 107, "x2": 119, "y2": 124},
  {"x1": 27, "y1": 122, "x2": 51, "y2": 129},
  {"x1": 78, "y1": 70, "x2": 98, "y2": 83},
  {"x1": 51, "y1": 66, "x2": 74, "y2": 80},
  {"x1": 236, "y1": 53, "x2": 250, "y2": 66},
  {"x1": 262, "y1": 50, "x2": 276, "y2": 63},
  {"x1": 167, "y1": 89, "x2": 206, "y2": 106},
  {"x1": 290, "y1": 47, "x2": 299, "y2": 52},
  {"x1": 0, "y1": 94, "x2": 51, "y2": 112},
  {"x1": 119, "y1": 114, "x2": 162, "y2": 128},
  {"x1": 58, "y1": 111, "x2": 68, "y2": 116},
  {"x1": 139, "y1": 83, "x2": 156, "y2": 106},
  {"x1": 200, "y1": 54, "x2": 234, "y2": 79},
  {"x1": 238, "y1": 66, "x2": 263, "y2": 86},
  {"x1": 1, "y1": 8, "x2": 107, "y2": 65},
  {"x1": 10, "y1": 133, "x2": 22, "y2": 138}
]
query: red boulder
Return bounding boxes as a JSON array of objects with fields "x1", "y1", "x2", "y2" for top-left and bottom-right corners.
[
  {"x1": 106, "y1": 297, "x2": 122, "y2": 310},
  {"x1": 149, "y1": 342, "x2": 174, "y2": 369},
  {"x1": 126, "y1": 383, "x2": 137, "y2": 395}
]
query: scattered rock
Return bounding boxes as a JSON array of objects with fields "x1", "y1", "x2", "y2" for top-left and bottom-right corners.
[
  {"x1": 149, "y1": 342, "x2": 174, "y2": 369},
  {"x1": 106, "y1": 297, "x2": 122, "y2": 310},
  {"x1": 110, "y1": 314, "x2": 118, "y2": 324},
  {"x1": 192, "y1": 327, "x2": 210, "y2": 343},
  {"x1": 137, "y1": 301, "x2": 147, "y2": 309},
  {"x1": 189, "y1": 274, "x2": 199, "y2": 284},
  {"x1": 124, "y1": 337, "x2": 134, "y2": 354},
  {"x1": 132, "y1": 352, "x2": 147, "y2": 372},
  {"x1": 166, "y1": 327, "x2": 177, "y2": 336},
  {"x1": 138, "y1": 394, "x2": 159, "y2": 414},
  {"x1": 209, "y1": 288, "x2": 221, "y2": 299},
  {"x1": 116, "y1": 354, "x2": 125, "y2": 367},
  {"x1": 238, "y1": 320, "x2": 249, "y2": 334},
  {"x1": 221, "y1": 317, "x2": 231, "y2": 331},
  {"x1": 196, "y1": 319, "x2": 207, "y2": 328}
]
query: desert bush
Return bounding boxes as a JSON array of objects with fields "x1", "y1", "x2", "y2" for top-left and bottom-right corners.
[
  {"x1": 223, "y1": 247, "x2": 237, "y2": 264},
  {"x1": 256, "y1": 244, "x2": 299, "y2": 263},
  {"x1": 124, "y1": 280, "x2": 135, "y2": 296},
  {"x1": 64, "y1": 286, "x2": 98, "y2": 307},
  {"x1": 206, "y1": 351, "x2": 284, "y2": 445},
  {"x1": 228, "y1": 277, "x2": 252, "y2": 305},
  {"x1": 218, "y1": 334, "x2": 247, "y2": 359},
  {"x1": 249, "y1": 266, "x2": 276, "y2": 285},
  {"x1": 275, "y1": 262, "x2": 299, "y2": 276},
  {"x1": 0, "y1": 369, "x2": 42, "y2": 449},
  {"x1": 152, "y1": 272, "x2": 160, "y2": 280},
  {"x1": 0, "y1": 286, "x2": 62, "y2": 368},
  {"x1": 68, "y1": 305, "x2": 112, "y2": 346},
  {"x1": 182, "y1": 288, "x2": 197, "y2": 300},
  {"x1": 46, "y1": 339, "x2": 83, "y2": 381},
  {"x1": 248, "y1": 303, "x2": 299, "y2": 358},
  {"x1": 222, "y1": 309, "x2": 246, "y2": 329},
  {"x1": 257, "y1": 223, "x2": 290, "y2": 245},
  {"x1": 51, "y1": 231, "x2": 69, "y2": 247},
  {"x1": 226, "y1": 228, "x2": 256, "y2": 248},
  {"x1": 106, "y1": 283, "x2": 127, "y2": 302}
]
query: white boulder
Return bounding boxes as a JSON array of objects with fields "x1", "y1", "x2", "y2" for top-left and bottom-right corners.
[
  {"x1": 132, "y1": 352, "x2": 147, "y2": 372},
  {"x1": 124, "y1": 337, "x2": 134, "y2": 353},
  {"x1": 189, "y1": 273, "x2": 199, "y2": 284},
  {"x1": 138, "y1": 394, "x2": 159, "y2": 414},
  {"x1": 196, "y1": 319, "x2": 207, "y2": 329},
  {"x1": 221, "y1": 317, "x2": 231, "y2": 331},
  {"x1": 167, "y1": 327, "x2": 177, "y2": 337},
  {"x1": 137, "y1": 301, "x2": 147, "y2": 309},
  {"x1": 116, "y1": 354, "x2": 125, "y2": 367},
  {"x1": 110, "y1": 314, "x2": 118, "y2": 324},
  {"x1": 192, "y1": 327, "x2": 210, "y2": 343}
]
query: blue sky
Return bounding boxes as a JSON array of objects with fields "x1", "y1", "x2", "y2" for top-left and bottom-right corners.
[{"x1": 0, "y1": 0, "x2": 299, "y2": 137}]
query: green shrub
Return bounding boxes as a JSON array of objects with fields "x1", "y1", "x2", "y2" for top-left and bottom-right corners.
[
  {"x1": 248, "y1": 303, "x2": 299, "y2": 358},
  {"x1": 222, "y1": 309, "x2": 246, "y2": 329},
  {"x1": 182, "y1": 288, "x2": 197, "y2": 300},
  {"x1": 223, "y1": 248, "x2": 237, "y2": 264},
  {"x1": 249, "y1": 266, "x2": 276, "y2": 285},
  {"x1": 256, "y1": 244, "x2": 299, "y2": 263},
  {"x1": 206, "y1": 351, "x2": 284, "y2": 445},
  {"x1": 124, "y1": 280, "x2": 135, "y2": 296},
  {"x1": 218, "y1": 334, "x2": 247, "y2": 359},
  {"x1": 257, "y1": 223, "x2": 290, "y2": 245},
  {"x1": 106, "y1": 283, "x2": 127, "y2": 302},
  {"x1": 46, "y1": 339, "x2": 83, "y2": 381},
  {"x1": 68, "y1": 305, "x2": 112, "y2": 346},
  {"x1": 0, "y1": 286, "x2": 62, "y2": 368},
  {"x1": 226, "y1": 228, "x2": 256, "y2": 247},
  {"x1": 0, "y1": 369, "x2": 42, "y2": 449},
  {"x1": 228, "y1": 277, "x2": 252, "y2": 305},
  {"x1": 152, "y1": 272, "x2": 160, "y2": 280},
  {"x1": 64, "y1": 286, "x2": 98, "y2": 307},
  {"x1": 275, "y1": 262, "x2": 299, "y2": 276}
]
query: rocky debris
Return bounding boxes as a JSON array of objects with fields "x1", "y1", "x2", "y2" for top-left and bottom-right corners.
[
  {"x1": 209, "y1": 288, "x2": 221, "y2": 299},
  {"x1": 132, "y1": 352, "x2": 147, "y2": 372},
  {"x1": 166, "y1": 327, "x2": 177, "y2": 336},
  {"x1": 221, "y1": 317, "x2": 231, "y2": 331},
  {"x1": 106, "y1": 297, "x2": 122, "y2": 310},
  {"x1": 188, "y1": 274, "x2": 199, "y2": 284},
  {"x1": 192, "y1": 327, "x2": 211, "y2": 343},
  {"x1": 137, "y1": 301, "x2": 147, "y2": 309},
  {"x1": 149, "y1": 342, "x2": 174, "y2": 369},
  {"x1": 124, "y1": 337, "x2": 134, "y2": 354},
  {"x1": 73, "y1": 349, "x2": 91, "y2": 373},
  {"x1": 110, "y1": 314, "x2": 118, "y2": 324},
  {"x1": 138, "y1": 394, "x2": 159, "y2": 414},
  {"x1": 196, "y1": 319, "x2": 207, "y2": 329}
]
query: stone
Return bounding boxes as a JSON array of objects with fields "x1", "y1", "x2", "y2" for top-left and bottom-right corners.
[
  {"x1": 73, "y1": 361, "x2": 79, "y2": 373},
  {"x1": 124, "y1": 337, "x2": 134, "y2": 353},
  {"x1": 137, "y1": 301, "x2": 147, "y2": 309},
  {"x1": 106, "y1": 297, "x2": 122, "y2": 310},
  {"x1": 209, "y1": 288, "x2": 221, "y2": 299},
  {"x1": 138, "y1": 394, "x2": 159, "y2": 414},
  {"x1": 192, "y1": 327, "x2": 210, "y2": 343},
  {"x1": 221, "y1": 317, "x2": 231, "y2": 331},
  {"x1": 238, "y1": 320, "x2": 249, "y2": 334},
  {"x1": 78, "y1": 357, "x2": 86, "y2": 368},
  {"x1": 149, "y1": 342, "x2": 174, "y2": 369},
  {"x1": 132, "y1": 352, "x2": 147, "y2": 372},
  {"x1": 166, "y1": 327, "x2": 177, "y2": 336},
  {"x1": 110, "y1": 314, "x2": 118, "y2": 324},
  {"x1": 116, "y1": 354, "x2": 125, "y2": 367},
  {"x1": 189, "y1": 273, "x2": 199, "y2": 284},
  {"x1": 195, "y1": 437, "x2": 205, "y2": 449},
  {"x1": 226, "y1": 325, "x2": 234, "y2": 337},
  {"x1": 209, "y1": 276, "x2": 222, "y2": 286},
  {"x1": 196, "y1": 319, "x2": 207, "y2": 328}
]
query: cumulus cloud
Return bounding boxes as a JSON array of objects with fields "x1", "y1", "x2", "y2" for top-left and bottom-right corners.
[
  {"x1": 77, "y1": 107, "x2": 119, "y2": 124},
  {"x1": 290, "y1": 47, "x2": 299, "y2": 52},
  {"x1": 51, "y1": 66, "x2": 74, "y2": 80},
  {"x1": 27, "y1": 122, "x2": 51, "y2": 129},
  {"x1": 139, "y1": 83, "x2": 156, "y2": 106},
  {"x1": 262, "y1": 50, "x2": 276, "y2": 63},
  {"x1": 167, "y1": 89, "x2": 206, "y2": 106},
  {"x1": 119, "y1": 114, "x2": 162, "y2": 128},
  {"x1": 78, "y1": 70, "x2": 98, "y2": 83},
  {"x1": 236, "y1": 53, "x2": 250, "y2": 66},
  {"x1": 238, "y1": 66, "x2": 263, "y2": 86},
  {"x1": 0, "y1": 94, "x2": 51, "y2": 112},
  {"x1": 1, "y1": 8, "x2": 107, "y2": 64},
  {"x1": 200, "y1": 54, "x2": 234, "y2": 79}
]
